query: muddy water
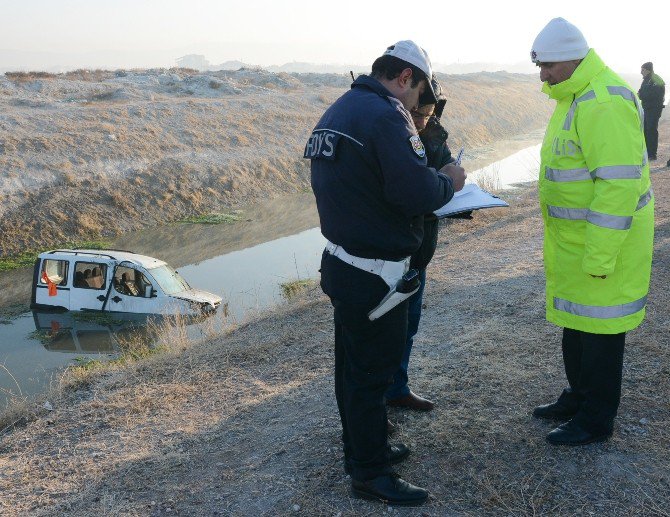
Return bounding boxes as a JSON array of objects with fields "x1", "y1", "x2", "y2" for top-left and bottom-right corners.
[
  {"x1": 0, "y1": 193, "x2": 324, "y2": 407},
  {"x1": 0, "y1": 143, "x2": 542, "y2": 408}
]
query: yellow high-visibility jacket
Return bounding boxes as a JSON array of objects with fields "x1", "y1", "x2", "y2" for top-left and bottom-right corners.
[{"x1": 539, "y1": 49, "x2": 654, "y2": 334}]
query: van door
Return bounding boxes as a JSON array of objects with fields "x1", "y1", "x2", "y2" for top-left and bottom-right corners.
[
  {"x1": 106, "y1": 265, "x2": 164, "y2": 314},
  {"x1": 69, "y1": 259, "x2": 115, "y2": 311},
  {"x1": 35, "y1": 258, "x2": 71, "y2": 310}
]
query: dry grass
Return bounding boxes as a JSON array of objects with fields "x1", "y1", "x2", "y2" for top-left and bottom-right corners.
[
  {"x1": 472, "y1": 162, "x2": 502, "y2": 192},
  {"x1": 316, "y1": 92, "x2": 334, "y2": 104},
  {"x1": 168, "y1": 67, "x2": 199, "y2": 76},
  {"x1": 109, "y1": 191, "x2": 127, "y2": 208},
  {"x1": 63, "y1": 69, "x2": 116, "y2": 82},
  {"x1": 0, "y1": 312, "x2": 220, "y2": 434},
  {"x1": 4, "y1": 69, "x2": 112, "y2": 83},
  {"x1": 0, "y1": 70, "x2": 552, "y2": 258},
  {"x1": 1, "y1": 171, "x2": 669, "y2": 515},
  {"x1": 279, "y1": 278, "x2": 315, "y2": 298},
  {"x1": 5, "y1": 71, "x2": 58, "y2": 82},
  {"x1": 62, "y1": 171, "x2": 77, "y2": 186}
]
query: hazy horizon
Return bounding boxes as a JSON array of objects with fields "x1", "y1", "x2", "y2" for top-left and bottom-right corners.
[
  {"x1": 0, "y1": 47, "x2": 539, "y2": 75},
  {"x1": 1, "y1": 0, "x2": 667, "y2": 76}
]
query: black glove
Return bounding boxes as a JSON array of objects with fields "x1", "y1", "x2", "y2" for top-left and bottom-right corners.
[{"x1": 445, "y1": 210, "x2": 473, "y2": 220}]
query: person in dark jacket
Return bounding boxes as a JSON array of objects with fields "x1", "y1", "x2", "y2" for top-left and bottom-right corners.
[
  {"x1": 307, "y1": 41, "x2": 466, "y2": 506},
  {"x1": 386, "y1": 77, "x2": 455, "y2": 411},
  {"x1": 638, "y1": 62, "x2": 665, "y2": 160}
]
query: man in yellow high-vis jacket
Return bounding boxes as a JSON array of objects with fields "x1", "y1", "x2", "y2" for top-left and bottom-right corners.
[{"x1": 529, "y1": 18, "x2": 654, "y2": 445}]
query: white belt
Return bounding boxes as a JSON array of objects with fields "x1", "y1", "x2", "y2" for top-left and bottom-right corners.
[{"x1": 325, "y1": 241, "x2": 410, "y2": 288}]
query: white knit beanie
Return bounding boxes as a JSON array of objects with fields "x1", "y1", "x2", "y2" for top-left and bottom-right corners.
[{"x1": 530, "y1": 18, "x2": 589, "y2": 63}]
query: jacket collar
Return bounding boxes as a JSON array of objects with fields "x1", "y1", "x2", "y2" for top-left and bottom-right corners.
[
  {"x1": 352, "y1": 74, "x2": 396, "y2": 99},
  {"x1": 542, "y1": 49, "x2": 607, "y2": 100}
]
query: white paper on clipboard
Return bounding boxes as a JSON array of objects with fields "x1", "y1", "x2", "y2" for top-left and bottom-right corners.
[{"x1": 433, "y1": 183, "x2": 509, "y2": 219}]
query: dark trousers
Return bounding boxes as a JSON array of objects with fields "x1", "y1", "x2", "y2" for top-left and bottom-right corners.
[
  {"x1": 386, "y1": 268, "x2": 426, "y2": 400},
  {"x1": 559, "y1": 328, "x2": 625, "y2": 433},
  {"x1": 320, "y1": 251, "x2": 407, "y2": 481},
  {"x1": 643, "y1": 110, "x2": 661, "y2": 158}
]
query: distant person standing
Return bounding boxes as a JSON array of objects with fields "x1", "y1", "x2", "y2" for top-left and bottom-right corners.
[
  {"x1": 638, "y1": 62, "x2": 665, "y2": 161},
  {"x1": 530, "y1": 18, "x2": 654, "y2": 445}
]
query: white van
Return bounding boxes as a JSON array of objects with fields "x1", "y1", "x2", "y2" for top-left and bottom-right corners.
[{"x1": 31, "y1": 249, "x2": 222, "y2": 315}]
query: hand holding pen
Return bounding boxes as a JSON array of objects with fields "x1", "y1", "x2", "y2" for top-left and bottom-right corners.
[
  {"x1": 454, "y1": 147, "x2": 465, "y2": 166},
  {"x1": 439, "y1": 147, "x2": 467, "y2": 192}
]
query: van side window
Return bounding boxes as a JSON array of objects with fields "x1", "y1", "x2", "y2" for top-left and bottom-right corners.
[
  {"x1": 74, "y1": 262, "x2": 107, "y2": 290},
  {"x1": 40, "y1": 259, "x2": 69, "y2": 286},
  {"x1": 114, "y1": 266, "x2": 152, "y2": 297}
]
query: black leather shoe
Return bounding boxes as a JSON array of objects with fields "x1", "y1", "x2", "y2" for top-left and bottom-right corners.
[
  {"x1": 546, "y1": 420, "x2": 612, "y2": 446},
  {"x1": 533, "y1": 401, "x2": 578, "y2": 421},
  {"x1": 351, "y1": 473, "x2": 429, "y2": 506},
  {"x1": 388, "y1": 443, "x2": 410, "y2": 464},
  {"x1": 345, "y1": 443, "x2": 410, "y2": 475}
]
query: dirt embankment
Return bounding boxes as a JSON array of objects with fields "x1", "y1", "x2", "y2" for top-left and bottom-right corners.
[
  {"x1": 0, "y1": 69, "x2": 551, "y2": 256},
  {"x1": 0, "y1": 136, "x2": 668, "y2": 514}
]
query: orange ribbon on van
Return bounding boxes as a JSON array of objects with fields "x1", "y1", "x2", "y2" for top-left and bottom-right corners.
[{"x1": 41, "y1": 271, "x2": 58, "y2": 297}]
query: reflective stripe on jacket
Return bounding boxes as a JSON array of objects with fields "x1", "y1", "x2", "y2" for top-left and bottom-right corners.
[{"x1": 539, "y1": 49, "x2": 654, "y2": 334}]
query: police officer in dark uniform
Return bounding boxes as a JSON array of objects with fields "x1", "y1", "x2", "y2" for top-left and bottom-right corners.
[
  {"x1": 305, "y1": 41, "x2": 466, "y2": 506},
  {"x1": 638, "y1": 62, "x2": 665, "y2": 161}
]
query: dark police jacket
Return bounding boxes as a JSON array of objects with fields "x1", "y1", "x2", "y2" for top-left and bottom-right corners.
[
  {"x1": 411, "y1": 118, "x2": 453, "y2": 270},
  {"x1": 306, "y1": 75, "x2": 454, "y2": 261},
  {"x1": 638, "y1": 73, "x2": 665, "y2": 115}
]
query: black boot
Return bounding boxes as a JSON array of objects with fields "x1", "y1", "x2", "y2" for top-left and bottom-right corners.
[
  {"x1": 351, "y1": 473, "x2": 429, "y2": 506},
  {"x1": 345, "y1": 443, "x2": 410, "y2": 475},
  {"x1": 546, "y1": 419, "x2": 612, "y2": 446},
  {"x1": 533, "y1": 390, "x2": 580, "y2": 421}
]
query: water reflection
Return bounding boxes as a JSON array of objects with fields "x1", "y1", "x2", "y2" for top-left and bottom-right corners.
[
  {"x1": 31, "y1": 311, "x2": 153, "y2": 354},
  {"x1": 180, "y1": 227, "x2": 325, "y2": 322},
  {"x1": 114, "y1": 192, "x2": 320, "y2": 270},
  {"x1": 0, "y1": 310, "x2": 128, "y2": 404},
  {"x1": 1, "y1": 309, "x2": 222, "y2": 406}
]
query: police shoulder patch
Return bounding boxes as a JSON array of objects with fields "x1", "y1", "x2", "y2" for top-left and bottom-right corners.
[{"x1": 409, "y1": 135, "x2": 426, "y2": 158}]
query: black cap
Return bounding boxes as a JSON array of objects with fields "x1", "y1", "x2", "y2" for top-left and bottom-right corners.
[{"x1": 419, "y1": 76, "x2": 445, "y2": 111}]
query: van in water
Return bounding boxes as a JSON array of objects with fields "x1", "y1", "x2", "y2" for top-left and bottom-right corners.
[{"x1": 31, "y1": 249, "x2": 222, "y2": 314}]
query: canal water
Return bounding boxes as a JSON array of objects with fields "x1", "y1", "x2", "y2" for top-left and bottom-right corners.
[
  {"x1": 0, "y1": 144, "x2": 541, "y2": 408},
  {"x1": 468, "y1": 144, "x2": 541, "y2": 189}
]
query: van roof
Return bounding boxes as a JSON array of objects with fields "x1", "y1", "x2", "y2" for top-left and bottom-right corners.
[{"x1": 40, "y1": 249, "x2": 167, "y2": 269}]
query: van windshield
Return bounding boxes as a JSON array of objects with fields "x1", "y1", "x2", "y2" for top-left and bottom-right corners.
[{"x1": 148, "y1": 265, "x2": 190, "y2": 295}]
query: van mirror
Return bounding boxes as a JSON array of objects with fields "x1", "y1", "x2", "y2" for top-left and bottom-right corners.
[{"x1": 144, "y1": 285, "x2": 153, "y2": 298}]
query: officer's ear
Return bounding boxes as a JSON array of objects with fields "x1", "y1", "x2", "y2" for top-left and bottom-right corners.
[{"x1": 397, "y1": 68, "x2": 414, "y2": 89}]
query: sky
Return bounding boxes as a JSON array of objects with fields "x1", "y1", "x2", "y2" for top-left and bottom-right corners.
[{"x1": 0, "y1": 0, "x2": 667, "y2": 75}]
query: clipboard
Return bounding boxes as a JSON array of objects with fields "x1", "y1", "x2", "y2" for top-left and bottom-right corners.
[{"x1": 433, "y1": 183, "x2": 509, "y2": 219}]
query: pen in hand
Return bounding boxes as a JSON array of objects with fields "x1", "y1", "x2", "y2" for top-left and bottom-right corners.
[{"x1": 454, "y1": 147, "x2": 465, "y2": 166}]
